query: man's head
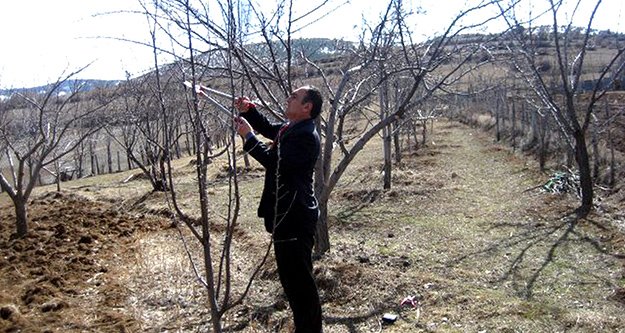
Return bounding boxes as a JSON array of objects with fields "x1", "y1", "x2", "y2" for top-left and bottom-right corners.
[{"x1": 285, "y1": 85, "x2": 323, "y2": 122}]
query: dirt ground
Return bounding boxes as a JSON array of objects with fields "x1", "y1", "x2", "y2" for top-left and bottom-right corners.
[{"x1": 1, "y1": 119, "x2": 624, "y2": 332}]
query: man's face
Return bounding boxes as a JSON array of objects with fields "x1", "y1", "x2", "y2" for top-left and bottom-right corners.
[{"x1": 285, "y1": 87, "x2": 311, "y2": 121}]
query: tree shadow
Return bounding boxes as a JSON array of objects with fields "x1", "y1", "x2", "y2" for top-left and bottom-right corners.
[
  {"x1": 222, "y1": 299, "x2": 288, "y2": 332},
  {"x1": 521, "y1": 215, "x2": 576, "y2": 298},
  {"x1": 323, "y1": 309, "x2": 386, "y2": 333},
  {"x1": 335, "y1": 189, "x2": 383, "y2": 221},
  {"x1": 323, "y1": 295, "x2": 406, "y2": 333},
  {"x1": 224, "y1": 296, "x2": 402, "y2": 332},
  {"x1": 446, "y1": 210, "x2": 624, "y2": 299}
]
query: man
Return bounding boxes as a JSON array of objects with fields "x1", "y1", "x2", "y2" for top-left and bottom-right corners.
[{"x1": 234, "y1": 86, "x2": 323, "y2": 332}]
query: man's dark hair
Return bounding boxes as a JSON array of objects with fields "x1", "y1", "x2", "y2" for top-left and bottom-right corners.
[{"x1": 302, "y1": 85, "x2": 323, "y2": 119}]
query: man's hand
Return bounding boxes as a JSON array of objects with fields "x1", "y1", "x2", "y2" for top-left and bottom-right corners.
[
  {"x1": 234, "y1": 116, "x2": 252, "y2": 137},
  {"x1": 234, "y1": 97, "x2": 255, "y2": 113}
]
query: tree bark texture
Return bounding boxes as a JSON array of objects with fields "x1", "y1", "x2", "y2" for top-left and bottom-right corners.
[
  {"x1": 15, "y1": 197, "x2": 28, "y2": 237},
  {"x1": 573, "y1": 130, "x2": 593, "y2": 217}
]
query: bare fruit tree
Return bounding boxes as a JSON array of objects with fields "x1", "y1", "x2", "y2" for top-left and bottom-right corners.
[
  {"x1": 105, "y1": 15, "x2": 187, "y2": 192},
  {"x1": 309, "y1": 0, "x2": 508, "y2": 254},
  {"x1": 129, "y1": 0, "x2": 284, "y2": 330},
  {"x1": 498, "y1": 0, "x2": 625, "y2": 216},
  {"x1": 0, "y1": 68, "x2": 113, "y2": 237}
]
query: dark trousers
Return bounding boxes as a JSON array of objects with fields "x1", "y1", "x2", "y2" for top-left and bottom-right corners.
[{"x1": 273, "y1": 230, "x2": 322, "y2": 333}]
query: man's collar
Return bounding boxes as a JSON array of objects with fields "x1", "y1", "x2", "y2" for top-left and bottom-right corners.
[{"x1": 287, "y1": 117, "x2": 314, "y2": 127}]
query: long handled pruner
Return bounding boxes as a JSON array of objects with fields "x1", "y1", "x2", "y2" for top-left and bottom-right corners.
[{"x1": 183, "y1": 81, "x2": 233, "y2": 117}]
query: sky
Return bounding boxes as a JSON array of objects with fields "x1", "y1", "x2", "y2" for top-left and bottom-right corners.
[
  {"x1": 0, "y1": 0, "x2": 152, "y2": 89},
  {"x1": 0, "y1": 0, "x2": 623, "y2": 89}
]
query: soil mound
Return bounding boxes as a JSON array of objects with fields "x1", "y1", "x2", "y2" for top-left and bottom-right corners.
[{"x1": 0, "y1": 191, "x2": 168, "y2": 332}]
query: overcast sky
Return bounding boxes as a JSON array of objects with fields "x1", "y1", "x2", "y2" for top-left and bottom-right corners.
[{"x1": 0, "y1": 0, "x2": 623, "y2": 89}]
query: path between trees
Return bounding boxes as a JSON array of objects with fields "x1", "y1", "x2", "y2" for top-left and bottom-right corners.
[{"x1": 323, "y1": 120, "x2": 625, "y2": 332}]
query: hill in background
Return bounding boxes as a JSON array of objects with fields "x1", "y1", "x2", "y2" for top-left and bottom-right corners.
[{"x1": 0, "y1": 79, "x2": 120, "y2": 100}]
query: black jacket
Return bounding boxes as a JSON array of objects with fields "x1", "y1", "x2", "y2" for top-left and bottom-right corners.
[{"x1": 241, "y1": 108, "x2": 320, "y2": 234}]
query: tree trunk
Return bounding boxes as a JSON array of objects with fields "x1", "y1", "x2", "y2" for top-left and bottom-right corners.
[
  {"x1": 314, "y1": 98, "x2": 340, "y2": 256},
  {"x1": 27, "y1": 156, "x2": 33, "y2": 180},
  {"x1": 54, "y1": 158, "x2": 61, "y2": 192},
  {"x1": 157, "y1": 157, "x2": 168, "y2": 191},
  {"x1": 77, "y1": 150, "x2": 84, "y2": 178},
  {"x1": 95, "y1": 154, "x2": 101, "y2": 175},
  {"x1": 382, "y1": 128, "x2": 392, "y2": 190},
  {"x1": 107, "y1": 138, "x2": 113, "y2": 174},
  {"x1": 379, "y1": 71, "x2": 391, "y2": 190},
  {"x1": 90, "y1": 143, "x2": 97, "y2": 176},
  {"x1": 606, "y1": 101, "x2": 615, "y2": 187},
  {"x1": 406, "y1": 123, "x2": 412, "y2": 152},
  {"x1": 15, "y1": 197, "x2": 28, "y2": 237},
  {"x1": 314, "y1": 201, "x2": 330, "y2": 258},
  {"x1": 495, "y1": 94, "x2": 501, "y2": 141},
  {"x1": 314, "y1": 117, "x2": 330, "y2": 256},
  {"x1": 574, "y1": 130, "x2": 593, "y2": 217},
  {"x1": 528, "y1": 105, "x2": 539, "y2": 153},
  {"x1": 512, "y1": 98, "x2": 517, "y2": 152},
  {"x1": 185, "y1": 121, "x2": 193, "y2": 155},
  {"x1": 538, "y1": 118, "x2": 546, "y2": 171},
  {"x1": 127, "y1": 151, "x2": 133, "y2": 170},
  {"x1": 412, "y1": 122, "x2": 419, "y2": 151},
  {"x1": 500, "y1": 93, "x2": 507, "y2": 135},
  {"x1": 565, "y1": 148, "x2": 574, "y2": 169},
  {"x1": 117, "y1": 151, "x2": 121, "y2": 172},
  {"x1": 392, "y1": 121, "x2": 401, "y2": 164},
  {"x1": 591, "y1": 119, "x2": 600, "y2": 181},
  {"x1": 521, "y1": 101, "x2": 526, "y2": 141}
]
